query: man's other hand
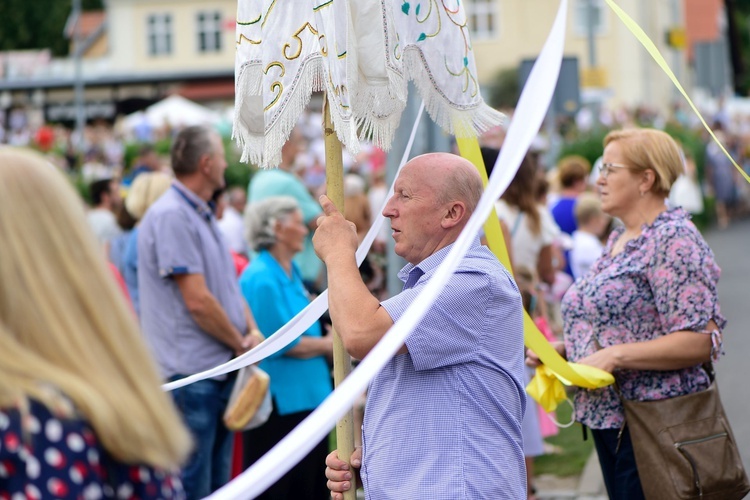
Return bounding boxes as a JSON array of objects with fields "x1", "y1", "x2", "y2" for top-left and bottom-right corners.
[{"x1": 325, "y1": 447, "x2": 362, "y2": 500}]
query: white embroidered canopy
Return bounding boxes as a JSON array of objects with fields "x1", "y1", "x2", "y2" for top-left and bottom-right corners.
[{"x1": 234, "y1": 0, "x2": 504, "y2": 168}]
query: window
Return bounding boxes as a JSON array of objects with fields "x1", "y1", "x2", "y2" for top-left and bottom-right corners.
[
  {"x1": 575, "y1": 0, "x2": 606, "y2": 36},
  {"x1": 197, "y1": 11, "x2": 223, "y2": 53},
  {"x1": 467, "y1": 0, "x2": 498, "y2": 40},
  {"x1": 147, "y1": 13, "x2": 172, "y2": 56}
]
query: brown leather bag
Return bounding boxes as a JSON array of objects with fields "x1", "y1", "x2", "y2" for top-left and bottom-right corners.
[{"x1": 621, "y1": 368, "x2": 750, "y2": 500}]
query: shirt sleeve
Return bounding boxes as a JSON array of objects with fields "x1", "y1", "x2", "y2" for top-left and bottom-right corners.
[
  {"x1": 152, "y1": 209, "x2": 205, "y2": 278},
  {"x1": 648, "y1": 225, "x2": 726, "y2": 334},
  {"x1": 381, "y1": 270, "x2": 491, "y2": 371}
]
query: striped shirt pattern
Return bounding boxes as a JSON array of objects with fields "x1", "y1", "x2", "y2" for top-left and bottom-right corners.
[{"x1": 362, "y1": 239, "x2": 527, "y2": 499}]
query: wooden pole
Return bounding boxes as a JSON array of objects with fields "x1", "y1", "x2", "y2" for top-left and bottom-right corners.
[{"x1": 322, "y1": 95, "x2": 358, "y2": 499}]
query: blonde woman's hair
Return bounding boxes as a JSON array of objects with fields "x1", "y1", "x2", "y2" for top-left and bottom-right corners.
[
  {"x1": 125, "y1": 171, "x2": 172, "y2": 220},
  {"x1": 603, "y1": 128, "x2": 683, "y2": 196},
  {"x1": 0, "y1": 147, "x2": 191, "y2": 469}
]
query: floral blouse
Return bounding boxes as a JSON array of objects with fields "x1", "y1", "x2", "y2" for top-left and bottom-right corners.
[
  {"x1": 0, "y1": 399, "x2": 184, "y2": 499},
  {"x1": 562, "y1": 208, "x2": 725, "y2": 429}
]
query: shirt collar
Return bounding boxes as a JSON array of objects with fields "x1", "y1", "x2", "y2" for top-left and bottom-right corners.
[
  {"x1": 171, "y1": 180, "x2": 214, "y2": 222},
  {"x1": 397, "y1": 236, "x2": 482, "y2": 283}
]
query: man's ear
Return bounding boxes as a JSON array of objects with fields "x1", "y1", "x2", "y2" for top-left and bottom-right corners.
[
  {"x1": 198, "y1": 153, "x2": 212, "y2": 176},
  {"x1": 441, "y1": 201, "x2": 467, "y2": 229}
]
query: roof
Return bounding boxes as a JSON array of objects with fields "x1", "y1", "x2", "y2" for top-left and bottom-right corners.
[
  {"x1": 65, "y1": 11, "x2": 106, "y2": 39},
  {"x1": 0, "y1": 69, "x2": 234, "y2": 91},
  {"x1": 684, "y1": 0, "x2": 725, "y2": 62},
  {"x1": 177, "y1": 80, "x2": 236, "y2": 100}
]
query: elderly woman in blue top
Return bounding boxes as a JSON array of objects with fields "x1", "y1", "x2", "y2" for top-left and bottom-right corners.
[{"x1": 239, "y1": 196, "x2": 333, "y2": 500}]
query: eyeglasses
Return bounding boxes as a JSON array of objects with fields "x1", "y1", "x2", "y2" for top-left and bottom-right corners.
[{"x1": 598, "y1": 162, "x2": 631, "y2": 179}]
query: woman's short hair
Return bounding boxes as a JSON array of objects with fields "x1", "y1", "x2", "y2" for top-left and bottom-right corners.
[
  {"x1": 0, "y1": 147, "x2": 190, "y2": 469},
  {"x1": 125, "y1": 171, "x2": 172, "y2": 220},
  {"x1": 603, "y1": 128, "x2": 684, "y2": 196},
  {"x1": 245, "y1": 196, "x2": 301, "y2": 251},
  {"x1": 556, "y1": 155, "x2": 591, "y2": 188}
]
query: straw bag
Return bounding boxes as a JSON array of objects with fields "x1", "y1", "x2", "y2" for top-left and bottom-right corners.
[
  {"x1": 223, "y1": 365, "x2": 272, "y2": 432},
  {"x1": 620, "y1": 366, "x2": 750, "y2": 500}
]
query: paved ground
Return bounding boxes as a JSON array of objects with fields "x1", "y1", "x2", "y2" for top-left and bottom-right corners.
[
  {"x1": 705, "y1": 217, "x2": 750, "y2": 471},
  {"x1": 535, "y1": 216, "x2": 750, "y2": 500}
]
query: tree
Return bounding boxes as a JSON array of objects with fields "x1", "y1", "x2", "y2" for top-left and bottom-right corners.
[
  {"x1": 0, "y1": 0, "x2": 103, "y2": 57},
  {"x1": 485, "y1": 67, "x2": 521, "y2": 110}
]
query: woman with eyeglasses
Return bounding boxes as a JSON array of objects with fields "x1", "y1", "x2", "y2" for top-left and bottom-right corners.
[{"x1": 528, "y1": 128, "x2": 725, "y2": 499}]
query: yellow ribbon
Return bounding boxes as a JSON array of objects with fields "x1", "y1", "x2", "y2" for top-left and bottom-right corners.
[
  {"x1": 455, "y1": 136, "x2": 614, "y2": 413},
  {"x1": 526, "y1": 365, "x2": 568, "y2": 412},
  {"x1": 526, "y1": 363, "x2": 617, "y2": 412},
  {"x1": 604, "y1": 0, "x2": 750, "y2": 185}
]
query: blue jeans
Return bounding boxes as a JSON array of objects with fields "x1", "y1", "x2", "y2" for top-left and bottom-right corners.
[
  {"x1": 591, "y1": 427, "x2": 645, "y2": 500},
  {"x1": 170, "y1": 375, "x2": 235, "y2": 500}
]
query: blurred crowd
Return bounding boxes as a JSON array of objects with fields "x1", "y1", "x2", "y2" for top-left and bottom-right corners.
[{"x1": 2, "y1": 96, "x2": 749, "y2": 498}]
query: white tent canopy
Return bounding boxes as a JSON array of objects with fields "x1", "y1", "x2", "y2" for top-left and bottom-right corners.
[{"x1": 123, "y1": 95, "x2": 221, "y2": 132}]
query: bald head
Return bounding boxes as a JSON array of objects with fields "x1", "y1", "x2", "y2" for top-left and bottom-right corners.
[
  {"x1": 383, "y1": 153, "x2": 483, "y2": 264},
  {"x1": 408, "y1": 153, "x2": 483, "y2": 217}
]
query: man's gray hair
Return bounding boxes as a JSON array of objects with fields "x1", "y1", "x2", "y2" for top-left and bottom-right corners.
[
  {"x1": 171, "y1": 125, "x2": 215, "y2": 176},
  {"x1": 436, "y1": 163, "x2": 484, "y2": 216},
  {"x1": 244, "y1": 196, "x2": 300, "y2": 251}
]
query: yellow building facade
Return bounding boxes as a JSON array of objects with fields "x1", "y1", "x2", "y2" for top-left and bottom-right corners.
[
  {"x1": 107, "y1": 0, "x2": 236, "y2": 74},
  {"x1": 467, "y1": 0, "x2": 690, "y2": 112}
]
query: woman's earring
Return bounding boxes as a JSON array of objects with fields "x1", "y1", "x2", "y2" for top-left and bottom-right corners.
[{"x1": 640, "y1": 190, "x2": 645, "y2": 197}]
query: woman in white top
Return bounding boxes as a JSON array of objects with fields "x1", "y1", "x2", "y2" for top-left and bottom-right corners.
[{"x1": 491, "y1": 152, "x2": 561, "y2": 286}]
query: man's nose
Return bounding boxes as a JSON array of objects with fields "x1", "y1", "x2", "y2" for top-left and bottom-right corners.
[{"x1": 382, "y1": 198, "x2": 395, "y2": 217}]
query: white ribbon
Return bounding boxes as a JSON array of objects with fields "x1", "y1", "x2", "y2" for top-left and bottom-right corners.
[
  {"x1": 207, "y1": 1, "x2": 568, "y2": 497},
  {"x1": 162, "y1": 101, "x2": 426, "y2": 393}
]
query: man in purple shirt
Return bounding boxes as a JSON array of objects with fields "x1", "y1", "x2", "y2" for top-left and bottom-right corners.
[
  {"x1": 315, "y1": 153, "x2": 526, "y2": 499},
  {"x1": 138, "y1": 125, "x2": 259, "y2": 499}
]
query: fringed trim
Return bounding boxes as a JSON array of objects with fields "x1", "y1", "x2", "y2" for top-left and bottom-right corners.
[
  {"x1": 321, "y1": 73, "x2": 360, "y2": 159},
  {"x1": 352, "y1": 66, "x2": 408, "y2": 151},
  {"x1": 234, "y1": 56, "x2": 367, "y2": 168},
  {"x1": 233, "y1": 61, "x2": 264, "y2": 166},
  {"x1": 402, "y1": 48, "x2": 505, "y2": 138},
  {"x1": 233, "y1": 45, "x2": 505, "y2": 167},
  {"x1": 261, "y1": 57, "x2": 328, "y2": 169}
]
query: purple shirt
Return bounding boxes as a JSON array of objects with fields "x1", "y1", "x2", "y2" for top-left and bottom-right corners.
[
  {"x1": 137, "y1": 181, "x2": 247, "y2": 379},
  {"x1": 562, "y1": 208, "x2": 726, "y2": 429},
  {"x1": 363, "y1": 239, "x2": 527, "y2": 499}
]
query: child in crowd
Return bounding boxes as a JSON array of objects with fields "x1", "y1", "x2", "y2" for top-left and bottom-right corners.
[{"x1": 570, "y1": 193, "x2": 610, "y2": 280}]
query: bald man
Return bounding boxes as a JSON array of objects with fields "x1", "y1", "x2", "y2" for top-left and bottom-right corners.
[{"x1": 314, "y1": 153, "x2": 526, "y2": 499}]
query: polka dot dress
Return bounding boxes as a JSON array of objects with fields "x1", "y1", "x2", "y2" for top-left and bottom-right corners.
[{"x1": 0, "y1": 399, "x2": 185, "y2": 499}]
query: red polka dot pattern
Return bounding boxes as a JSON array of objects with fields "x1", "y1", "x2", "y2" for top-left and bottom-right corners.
[{"x1": 0, "y1": 400, "x2": 184, "y2": 499}]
